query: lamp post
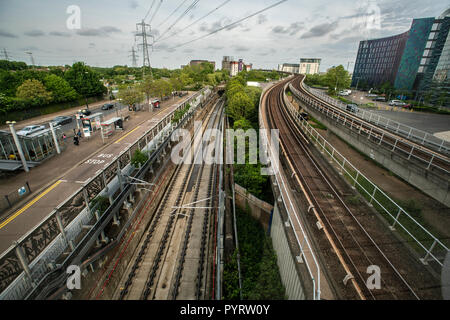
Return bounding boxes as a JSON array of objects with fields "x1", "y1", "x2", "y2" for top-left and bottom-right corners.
[{"x1": 6, "y1": 121, "x2": 29, "y2": 172}]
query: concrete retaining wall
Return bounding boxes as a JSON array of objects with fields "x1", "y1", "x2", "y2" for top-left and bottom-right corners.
[{"x1": 234, "y1": 184, "x2": 272, "y2": 231}]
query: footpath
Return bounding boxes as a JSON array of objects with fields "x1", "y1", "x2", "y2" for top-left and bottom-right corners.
[{"x1": 0, "y1": 94, "x2": 191, "y2": 254}]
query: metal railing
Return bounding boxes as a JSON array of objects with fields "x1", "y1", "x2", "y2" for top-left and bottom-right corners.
[
  {"x1": 283, "y1": 90, "x2": 449, "y2": 267},
  {"x1": 1, "y1": 182, "x2": 32, "y2": 213},
  {"x1": 290, "y1": 84, "x2": 450, "y2": 176},
  {"x1": 0, "y1": 88, "x2": 211, "y2": 299},
  {"x1": 305, "y1": 85, "x2": 450, "y2": 155},
  {"x1": 259, "y1": 79, "x2": 321, "y2": 300}
]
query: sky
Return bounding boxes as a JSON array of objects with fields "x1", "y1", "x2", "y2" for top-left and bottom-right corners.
[{"x1": 0, "y1": 0, "x2": 449, "y2": 72}]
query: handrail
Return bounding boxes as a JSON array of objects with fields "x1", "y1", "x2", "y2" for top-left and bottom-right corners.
[
  {"x1": 290, "y1": 82, "x2": 450, "y2": 176},
  {"x1": 283, "y1": 87, "x2": 449, "y2": 267},
  {"x1": 0, "y1": 88, "x2": 211, "y2": 299},
  {"x1": 305, "y1": 85, "x2": 450, "y2": 155},
  {"x1": 259, "y1": 78, "x2": 321, "y2": 300}
]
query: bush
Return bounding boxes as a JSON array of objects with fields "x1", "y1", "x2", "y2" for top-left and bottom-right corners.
[{"x1": 131, "y1": 149, "x2": 149, "y2": 167}]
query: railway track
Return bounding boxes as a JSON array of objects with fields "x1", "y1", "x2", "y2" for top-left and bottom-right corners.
[
  {"x1": 115, "y1": 99, "x2": 223, "y2": 300},
  {"x1": 290, "y1": 75, "x2": 450, "y2": 175},
  {"x1": 263, "y1": 77, "x2": 421, "y2": 299}
]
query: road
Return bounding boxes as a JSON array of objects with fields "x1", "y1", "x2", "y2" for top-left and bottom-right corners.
[{"x1": 0, "y1": 94, "x2": 193, "y2": 255}]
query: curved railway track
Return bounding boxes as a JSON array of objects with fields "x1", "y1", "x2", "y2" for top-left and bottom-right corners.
[
  {"x1": 116, "y1": 99, "x2": 223, "y2": 300},
  {"x1": 263, "y1": 77, "x2": 420, "y2": 300},
  {"x1": 290, "y1": 75, "x2": 450, "y2": 176}
]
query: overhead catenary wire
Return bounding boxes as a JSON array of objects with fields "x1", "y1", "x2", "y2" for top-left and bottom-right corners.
[
  {"x1": 155, "y1": 0, "x2": 287, "y2": 51},
  {"x1": 156, "y1": 0, "x2": 232, "y2": 44}
]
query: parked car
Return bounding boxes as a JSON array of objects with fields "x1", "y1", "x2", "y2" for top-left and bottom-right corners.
[
  {"x1": 346, "y1": 104, "x2": 359, "y2": 113},
  {"x1": 17, "y1": 125, "x2": 46, "y2": 136},
  {"x1": 372, "y1": 96, "x2": 386, "y2": 102},
  {"x1": 366, "y1": 94, "x2": 378, "y2": 98},
  {"x1": 51, "y1": 116, "x2": 72, "y2": 126},
  {"x1": 402, "y1": 104, "x2": 412, "y2": 109},
  {"x1": 338, "y1": 89, "x2": 352, "y2": 96},
  {"x1": 78, "y1": 109, "x2": 92, "y2": 116},
  {"x1": 101, "y1": 103, "x2": 115, "y2": 110},
  {"x1": 388, "y1": 100, "x2": 406, "y2": 106}
]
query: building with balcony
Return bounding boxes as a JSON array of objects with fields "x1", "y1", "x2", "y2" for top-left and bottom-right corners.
[
  {"x1": 299, "y1": 58, "x2": 321, "y2": 75},
  {"x1": 278, "y1": 63, "x2": 300, "y2": 73},
  {"x1": 222, "y1": 56, "x2": 252, "y2": 76}
]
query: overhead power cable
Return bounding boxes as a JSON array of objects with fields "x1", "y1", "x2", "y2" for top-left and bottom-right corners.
[
  {"x1": 149, "y1": 0, "x2": 163, "y2": 24},
  {"x1": 156, "y1": 0, "x2": 201, "y2": 42},
  {"x1": 143, "y1": 0, "x2": 156, "y2": 21},
  {"x1": 157, "y1": 0, "x2": 287, "y2": 51},
  {"x1": 156, "y1": 0, "x2": 231, "y2": 43},
  {"x1": 156, "y1": 0, "x2": 190, "y2": 30}
]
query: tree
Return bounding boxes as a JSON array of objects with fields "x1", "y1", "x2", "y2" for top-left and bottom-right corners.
[
  {"x1": 227, "y1": 91, "x2": 253, "y2": 121},
  {"x1": 16, "y1": 79, "x2": 52, "y2": 106},
  {"x1": 43, "y1": 74, "x2": 78, "y2": 103},
  {"x1": 139, "y1": 75, "x2": 154, "y2": 105},
  {"x1": 117, "y1": 86, "x2": 143, "y2": 107},
  {"x1": 64, "y1": 62, "x2": 107, "y2": 106},
  {"x1": 152, "y1": 79, "x2": 172, "y2": 99},
  {"x1": 323, "y1": 65, "x2": 351, "y2": 94}
]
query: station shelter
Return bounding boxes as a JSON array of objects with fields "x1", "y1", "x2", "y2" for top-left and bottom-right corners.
[
  {"x1": 81, "y1": 113, "x2": 103, "y2": 134},
  {"x1": 0, "y1": 127, "x2": 65, "y2": 170},
  {"x1": 100, "y1": 117, "x2": 123, "y2": 138}
]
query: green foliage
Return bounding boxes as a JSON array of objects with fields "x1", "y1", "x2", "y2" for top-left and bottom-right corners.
[
  {"x1": 223, "y1": 207, "x2": 286, "y2": 300},
  {"x1": 64, "y1": 62, "x2": 107, "y2": 97},
  {"x1": 43, "y1": 74, "x2": 78, "y2": 103},
  {"x1": 304, "y1": 65, "x2": 351, "y2": 94},
  {"x1": 171, "y1": 103, "x2": 191, "y2": 123},
  {"x1": 90, "y1": 196, "x2": 110, "y2": 215},
  {"x1": 0, "y1": 59, "x2": 28, "y2": 71},
  {"x1": 131, "y1": 149, "x2": 149, "y2": 167},
  {"x1": 16, "y1": 79, "x2": 53, "y2": 106},
  {"x1": 118, "y1": 86, "x2": 143, "y2": 107}
]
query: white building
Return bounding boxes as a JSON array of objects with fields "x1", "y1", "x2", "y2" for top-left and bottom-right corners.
[
  {"x1": 278, "y1": 63, "x2": 300, "y2": 73},
  {"x1": 230, "y1": 61, "x2": 239, "y2": 76},
  {"x1": 299, "y1": 58, "x2": 321, "y2": 75}
]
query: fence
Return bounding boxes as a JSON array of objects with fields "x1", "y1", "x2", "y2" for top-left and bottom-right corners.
[
  {"x1": 304, "y1": 85, "x2": 450, "y2": 155},
  {"x1": 290, "y1": 83, "x2": 450, "y2": 176},
  {"x1": 259, "y1": 79, "x2": 321, "y2": 300},
  {"x1": 0, "y1": 182, "x2": 31, "y2": 213},
  {"x1": 283, "y1": 90, "x2": 449, "y2": 267},
  {"x1": 0, "y1": 88, "x2": 212, "y2": 298}
]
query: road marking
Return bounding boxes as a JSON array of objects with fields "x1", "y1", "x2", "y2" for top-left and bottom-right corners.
[
  {"x1": 0, "y1": 180, "x2": 63, "y2": 230},
  {"x1": 114, "y1": 126, "x2": 141, "y2": 144}
]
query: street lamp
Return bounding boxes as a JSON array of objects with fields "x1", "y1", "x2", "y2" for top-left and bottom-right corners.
[{"x1": 6, "y1": 121, "x2": 29, "y2": 172}]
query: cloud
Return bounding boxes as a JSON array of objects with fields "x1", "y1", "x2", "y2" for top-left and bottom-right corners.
[
  {"x1": 205, "y1": 45, "x2": 224, "y2": 51},
  {"x1": 300, "y1": 21, "x2": 338, "y2": 39},
  {"x1": 258, "y1": 14, "x2": 268, "y2": 25},
  {"x1": 77, "y1": 26, "x2": 121, "y2": 37},
  {"x1": 233, "y1": 45, "x2": 250, "y2": 52},
  {"x1": 24, "y1": 30, "x2": 45, "y2": 37},
  {"x1": 0, "y1": 30, "x2": 18, "y2": 38},
  {"x1": 272, "y1": 22, "x2": 304, "y2": 35},
  {"x1": 129, "y1": 0, "x2": 139, "y2": 9},
  {"x1": 49, "y1": 31, "x2": 72, "y2": 37}
]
